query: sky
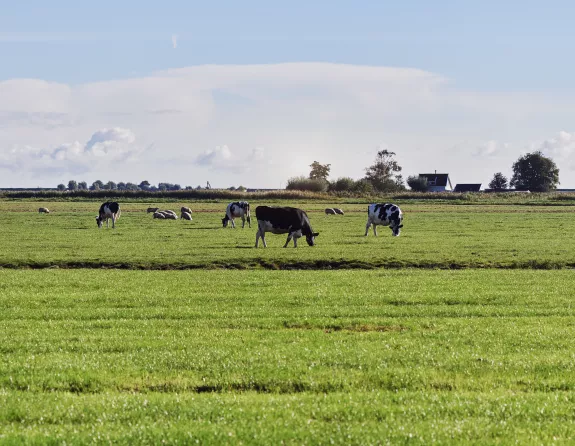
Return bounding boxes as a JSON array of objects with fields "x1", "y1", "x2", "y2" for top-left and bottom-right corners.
[{"x1": 2, "y1": 0, "x2": 575, "y2": 189}]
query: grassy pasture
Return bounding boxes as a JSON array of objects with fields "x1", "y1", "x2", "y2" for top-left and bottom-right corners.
[
  {"x1": 3, "y1": 199, "x2": 575, "y2": 443},
  {"x1": 1, "y1": 200, "x2": 575, "y2": 269},
  {"x1": 2, "y1": 269, "x2": 575, "y2": 443}
]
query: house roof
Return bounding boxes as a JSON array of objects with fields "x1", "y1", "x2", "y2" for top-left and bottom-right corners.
[
  {"x1": 453, "y1": 183, "x2": 482, "y2": 192},
  {"x1": 418, "y1": 173, "x2": 450, "y2": 187}
]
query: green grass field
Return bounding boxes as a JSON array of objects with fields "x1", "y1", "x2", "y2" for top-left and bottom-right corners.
[
  {"x1": 1, "y1": 199, "x2": 575, "y2": 443},
  {"x1": 1, "y1": 200, "x2": 575, "y2": 269}
]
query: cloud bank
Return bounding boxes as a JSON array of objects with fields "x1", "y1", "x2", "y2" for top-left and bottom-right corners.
[
  {"x1": 2, "y1": 63, "x2": 575, "y2": 187},
  {"x1": 0, "y1": 127, "x2": 143, "y2": 176}
]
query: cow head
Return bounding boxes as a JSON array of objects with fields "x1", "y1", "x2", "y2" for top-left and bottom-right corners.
[
  {"x1": 306, "y1": 232, "x2": 319, "y2": 246},
  {"x1": 391, "y1": 224, "x2": 403, "y2": 236},
  {"x1": 96, "y1": 215, "x2": 103, "y2": 228},
  {"x1": 222, "y1": 215, "x2": 230, "y2": 227}
]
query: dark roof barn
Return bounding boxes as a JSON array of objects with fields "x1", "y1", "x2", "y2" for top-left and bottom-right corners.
[{"x1": 453, "y1": 184, "x2": 482, "y2": 192}]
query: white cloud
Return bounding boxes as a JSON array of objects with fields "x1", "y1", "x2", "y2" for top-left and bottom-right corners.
[
  {"x1": 2, "y1": 63, "x2": 575, "y2": 187},
  {"x1": 86, "y1": 127, "x2": 136, "y2": 152},
  {"x1": 0, "y1": 127, "x2": 143, "y2": 177},
  {"x1": 473, "y1": 140, "x2": 509, "y2": 157},
  {"x1": 196, "y1": 145, "x2": 233, "y2": 167},
  {"x1": 537, "y1": 131, "x2": 575, "y2": 159},
  {"x1": 195, "y1": 145, "x2": 269, "y2": 173}
]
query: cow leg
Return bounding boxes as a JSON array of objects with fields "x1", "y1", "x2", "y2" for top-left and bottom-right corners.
[
  {"x1": 112, "y1": 216, "x2": 116, "y2": 229},
  {"x1": 241, "y1": 216, "x2": 245, "y2": 228},
  {"x1": 247, "y1": 216, "x2": 251, "y2": 228},
  {"x1": 261, "y1": 232, "x2": 267, "y2": 248},
  {"x1": 293, "y1": 233, "x2": 300, "y2": 248},
  {"x1": 365, "y1": 220, "x2": 371, "y2": 236},
  {"x1": 231, "y1": 218, "x2": 236, "y2": 229},
  {"x1": 372, "y1": 223, "x2": 378, "y2": 236},
  {"x1": 283, "y1": 233, "x2": 293, "y2": 248}
]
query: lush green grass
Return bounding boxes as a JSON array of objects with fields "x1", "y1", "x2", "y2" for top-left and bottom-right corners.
[
  {"x1": 1, "y1": 269, "x2": 575, "y2": 443},
  {"x1": 2, "y1": 200, "x2": 575, "y2": 269},
  {"x1": 3, "y1": 198, "x2": 575, "y2": 443}
]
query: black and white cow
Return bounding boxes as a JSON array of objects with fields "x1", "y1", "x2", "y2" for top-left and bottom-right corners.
[
  {"x1": 222, "y1": 201, "x2": 251, "y2": 228},
  {"x1": 96, "y1": 201, "x2": 121, "y2": 229},
  {"x1": 365, "y1": 203, "x2": 403, "y2": 237},
  {"x1": 255, "y1": 206, "x2": 319, "y2": 248}
]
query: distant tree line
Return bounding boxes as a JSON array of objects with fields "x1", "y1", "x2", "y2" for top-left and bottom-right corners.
[
  {"x1": 287, "y1": 149, "x2": 561, "y2": 193},
  {"x1": 57, "y1": 180, "x2": 246, "y2": 192}
]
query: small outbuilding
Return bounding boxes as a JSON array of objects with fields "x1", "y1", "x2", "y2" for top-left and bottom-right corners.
[
  {"x1": 453, "y1": 184, "x2": 482, "y2": 192},
  {"x1": 418, "y1": 172, "x2": 453, "y2": 192}
]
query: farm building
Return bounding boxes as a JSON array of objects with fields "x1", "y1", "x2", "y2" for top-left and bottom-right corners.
[
  {"x1": 418, "y1": 173, "x2": 452, "y2": 192},
  {"x1": 453, "y1": 184, "x2": 482, "y2": 192}
]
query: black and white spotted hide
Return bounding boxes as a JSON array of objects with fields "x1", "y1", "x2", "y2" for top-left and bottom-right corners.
[
  {"x1": 365, "y1": 203, "x2": 403, "y2": 237},
  {"x1": 96, "y1": 201, "x2": 121, "y2": 229},
  {"x1": 255, "y1": 206, "x2": 319, "y2": 248},
  {"x1": 222, "y1": 201, "x2": 251, "y2": 228}
]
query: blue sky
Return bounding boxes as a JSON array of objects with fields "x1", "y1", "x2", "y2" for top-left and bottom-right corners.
[
  {"x1": 1, "y1": 1, "x2": 575, "y2": 187},
  {"x1": 3, "y1": 0, "x2": 574, "y2": 89}
]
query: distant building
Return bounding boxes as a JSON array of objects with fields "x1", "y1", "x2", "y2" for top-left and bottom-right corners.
[
  {"x1": 418, "y1": 173, "x2": 452, "y2": 192},
  {"x1": 453, "y1": 183, "x2": 482, "y2": 192}
]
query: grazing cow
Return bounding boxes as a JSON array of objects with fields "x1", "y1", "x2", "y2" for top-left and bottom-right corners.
[
  {"x1": 38, "y1": 207, "x2": 50, "y2": 214},
  {"x1": 325, "y1": 208, "x2": 336, "y2": 215},
  {"x1": 222, "y1": 201, "x2": 251, "y2": 228},
  {"x1": 255, "y1": 206, "x2": 319, "y2": 248},
  {"x1": 153, "y1": 212, "x2": 166, "y2": 219},
  {"x1": 365, "y1": 203, "x2": 403, "y2": 237},
  {"x1": 334, "y1": 208, "x2": 344, "y2": 215},
  {"x1": 162, "y1": 210, "x2": 177, "y2": 217},
  {"x1": 96, "y1": 202, "x2": 121, "y2": 229},
  {"x1": 161, "y1": 211, "x2": 178, "y2": 220},
  {"x1": 147, "y1": 207, "x2": 159, "y2": 213},
  {"x1": 180, "y1": 206, "x2": 192, "y2": 215},
  {"x1": 181, "y1": 211, "x2": 192, "y2": 220}
]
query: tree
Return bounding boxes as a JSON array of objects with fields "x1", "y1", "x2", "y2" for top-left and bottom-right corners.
[
  {"x1": 67, "y1": 180, "x2": 78, "y2": 191},
  {"x1": 78, "y1": 181, "x2": 88, "y2": 190},
  {"x1": 364, "y1": 150, "x2": 404, "y2": 191},
  {"x1": 309, "y1": 161, "x2": 331, "y2": 181},
  {"x1": 139, "y1": 180, "x2": 151, "y2": 190},
  {"x1": 286, "y1": 176, "x2": 329, "y2": 192},
  {"x1": 125, "y1": 182, "x2": 139, "y2": 191},
  {"x1": 57, "y1": 183, "x2": 66, "y2": 191},
  {"x1": 488, "y1": 172, "x2": 508, "y2": 190},
  {"x1": 330, "y1": 177, "x2": 355, "y2": 192},
  {"x1": 352, "y1": 179, "x2": 374, "y2": 195},
  {"x1": 104, "y1": 181, "x2": 117, "y2": 190},
  {"x1": 510, "y1": 151, "x2": 559, "y2": 192},
  {"x1": 117, "y1": 182, "x2": 127, "y2": 190},
  {"x1": 90, "y1": 180, "x2": 104, "y2": 191},
  {"x1": 406, "y1": 175, "x2": 428, "y2": 192}
]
